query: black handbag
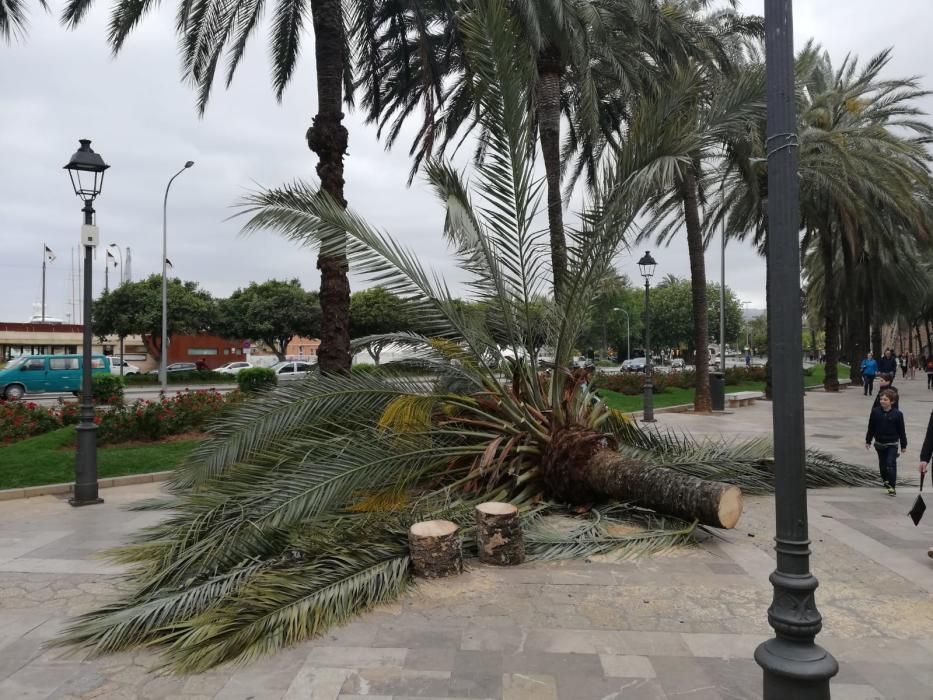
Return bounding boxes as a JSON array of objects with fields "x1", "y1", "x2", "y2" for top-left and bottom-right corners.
[{"x1": 908, "y1": 472, "x2": 926, "y2": 526}]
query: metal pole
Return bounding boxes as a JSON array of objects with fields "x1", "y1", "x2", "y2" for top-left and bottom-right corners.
[
  {"x1": 160, "y1": 164, "x2": 192, "y2": 391},
  {"x1": 41, "y1": 244, "x2": 47, "y2": 323},
  {"x1": 71, "y1": 202, "x2": 102, "y2": 507},
  {"x1": 755, "y1": 1, "x2": 837, "y2": 696},
  {"x1": 642, "y1": 278, "x2": 654, "y2": 422},
  {"x1": 720, "y1": 225, "x2": 726, "y2": 373},
  {"x1": 104, "y1": 260, "x2": 109, "y2": 293}
]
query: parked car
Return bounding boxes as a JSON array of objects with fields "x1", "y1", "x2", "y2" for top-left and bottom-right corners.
[
  {"x1": 570, "y1": 355, "x2": 594, "y2": 369},
  {"x1": 146, "y1": 362, "x2": 198, "y2": 375},
  {"x1": 215, "y1": 361, "x2": 253, "y2": 375},
  {"x1": 670, "y1": 358, "x2": 685, "y2": 370},
  {"x1": 621, "y1": 357, "x2": 647, "y2": 373},
  {"x1": 0, "y1": 354, "x2": 111, "y2": 400},
  {"x1": 270, "y1": 360, "x2": 317, "y2": 380},
  {"x1": 109, "y1": 358, "x2": 141, "y2": 375}
]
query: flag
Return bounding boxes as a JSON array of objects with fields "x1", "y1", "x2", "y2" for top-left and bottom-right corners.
[
  {"x1": 44, "y1": 245, "x2": 55, "y2": 263},
  {"x1": 106, "y1": 250, "x2": 117, "y2": 267},
  {"x1": 165, "y1": 258, "x2": 174, "y2": 270}
]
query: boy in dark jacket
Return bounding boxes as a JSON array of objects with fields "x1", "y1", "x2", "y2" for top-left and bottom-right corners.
[{"x1": 865, "y1": 389, "x2": 907, "y2": 496}]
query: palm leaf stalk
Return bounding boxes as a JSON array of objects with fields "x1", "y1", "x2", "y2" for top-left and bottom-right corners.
[{"x1": 53, "y1": 1, "x2": 879, "y2": 672}]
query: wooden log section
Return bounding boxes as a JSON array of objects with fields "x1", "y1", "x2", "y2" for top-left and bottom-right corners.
[
  {"x1": 408, "y1": 520, "x2": 463, "y2": 578},
  {"x1": 584, "y1": 450, "x2": 743, "y2": 529},
  {"x1": 475, "y1": 502, "x2": 525, "y2": 566}
]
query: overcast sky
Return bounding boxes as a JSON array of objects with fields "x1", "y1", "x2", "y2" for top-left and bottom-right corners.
[{"x1": 2, "y1": 1, "x2": 931, "y2": 322}]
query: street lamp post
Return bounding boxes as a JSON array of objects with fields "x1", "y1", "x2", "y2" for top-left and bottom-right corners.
[
  {"x1": 160, "y1": 161, "x2": 195, "y2": 391},
  {"x1": 107, "y1": 244, "x2": 125, "y2": 376},
  {"x1": 755, "y1": 2, "x2": 838, "y2": 698},
  {"x1": 612, "y1": 307, "x2": 630, "y2": 361},
  {"x1": 63, "y1": 139, "x2": 109, "y2": 507},
  {"x1": 637, "y1": 252, "x2": 657, "y2": 423}
]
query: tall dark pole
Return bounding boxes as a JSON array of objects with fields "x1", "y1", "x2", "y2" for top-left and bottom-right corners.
[
  {"x1": 755, "y1": 1, "x2": 837, "y2": 696},
  {"x1": 72, "y1": 201, "x2": 103, "y2": 507},
  {"x1": 642, "y1": 277, "x2": 654, "y2": 422},
  {"x1": 41, "y1": 244, "x2": 47, "y2": 323}
]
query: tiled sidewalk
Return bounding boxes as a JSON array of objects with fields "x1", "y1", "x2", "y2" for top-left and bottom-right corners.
[{"x1": 1, "y1": 380, "x2": 931, "y2": 699}]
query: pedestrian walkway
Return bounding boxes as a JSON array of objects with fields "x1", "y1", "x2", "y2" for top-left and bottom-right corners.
[{"x1": 0, "y1": 376, "x2": 931, "y2": 699}]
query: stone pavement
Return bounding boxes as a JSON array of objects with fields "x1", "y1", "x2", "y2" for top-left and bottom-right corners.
[{"x1": 1, "y1": 377, "x2": 932, "y2": 699}]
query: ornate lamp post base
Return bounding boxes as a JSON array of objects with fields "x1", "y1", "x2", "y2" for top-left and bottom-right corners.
[{"x1": 755, "y1": 638, "x2": 837, "y2": 699}]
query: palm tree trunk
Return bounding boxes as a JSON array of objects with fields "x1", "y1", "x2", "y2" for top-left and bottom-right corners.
[
  {"x1": 682, "y1": 174, "x2": 711, "y2": 412},
  {"x1": 536, "y1": 48, "x2": 567, "y2": 301},
  {"x1": 307, "y1": 0, "x2": 351, "y2": 373},
  {"x1": 541, "y1": 428, "x2": 742, "y2": 529},
  {"x1": 819, "y1": 229, "x2": 839, "y2": 391},
  {"x1": 841, "y1": 244, "x2": 862, "y2": 386}
]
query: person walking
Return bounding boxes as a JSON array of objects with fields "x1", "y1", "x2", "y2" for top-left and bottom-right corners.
[
  {"x1": 899, "y1": 353, "x2": 908, "y2": 379},
  {"x1": 909, "y1": 351, "x2": 917, "y2": 380},
  {"x1": 927, "y1": 355, "x2": 933, "y2": 390},
  {"x1": 865, "y1": 388, "x2": 907, "y2": 496},
  {"x1": 918, "y1": 409, "x2": 933, "y2": 557},
  {"x1": 861, "y1": 352, "x2": 878, "y2": 396},
  {"x1": 878, "y1": 349, "x2": 898, "y2": 377}
]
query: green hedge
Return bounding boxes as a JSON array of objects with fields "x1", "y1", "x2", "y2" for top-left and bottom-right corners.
[
  {"x1": 92, "y1": 375, "x2": 125, "y2": 404},
  {"x1": 236, "y1": 367, "x2": 277, "y2": 393}
]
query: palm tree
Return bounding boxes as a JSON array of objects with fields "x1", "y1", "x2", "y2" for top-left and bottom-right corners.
[
  {"x1": 60, "y1": 0, "x2": 383, "y2": 372},
  {"x1": 53, "y1": 2, "x2": 877, "y2": 672},
  {"x1": 0, "y1": 0, "x2": 47, "y2": 41},
  {"x1": 359, "y1": 0, "x2": 720, "y2": 300}
]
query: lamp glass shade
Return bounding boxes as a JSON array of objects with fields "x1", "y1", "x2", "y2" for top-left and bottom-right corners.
[
  {"x1": 637, "y1": 251, "x2": 657, "y2": 280},
  {"x1": 64, "y1": 139, "x2": 109, "y2": 201}
]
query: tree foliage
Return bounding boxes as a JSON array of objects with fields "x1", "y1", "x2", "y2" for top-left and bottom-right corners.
[
  {"x1": 217, "y1": 279, "x2": 321, "y2": 360},
  {"x1": 93, "y1": 275, "x2": 215, "y2": 359},
  {"x1": 349, "y1": 287, "x2": 417, "y2": 363},
  {"x1": 648, "y1": 277, "x2": 743, "y2": 356}
]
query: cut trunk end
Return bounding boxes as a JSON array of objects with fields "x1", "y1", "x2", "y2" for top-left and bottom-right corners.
[
  {"x1": 408, "y1": 520, "x2": 463, "y2": 578},
  {"x1": 475, "y1": 502, "x2": 525, "y2": 566}
]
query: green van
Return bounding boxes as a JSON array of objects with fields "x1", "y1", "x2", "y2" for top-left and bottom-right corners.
[{"x1": 0, "y1": 354, "x2": 111, "y2": 400}]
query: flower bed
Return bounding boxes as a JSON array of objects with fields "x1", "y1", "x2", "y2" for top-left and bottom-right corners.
[{"x1": 0, "y1": 390, "x2": 239, "y2": 445}]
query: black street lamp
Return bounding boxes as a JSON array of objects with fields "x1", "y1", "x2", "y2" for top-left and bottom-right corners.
[
  {"x1": 755, "y1": 2, "x2": 838, "y2": 698},
  {"x1": 64, "y1": 139, "x2": 109, "y2": 507},
  {"x1": 637, "y1": 251, "x2": 657, "y2": 423}
]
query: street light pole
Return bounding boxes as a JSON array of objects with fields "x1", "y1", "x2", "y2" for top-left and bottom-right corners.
[
  {"x1": 160, "y1": 161, "x2": 194, "y2": 391},
  {"x1": 637, "y1": 252, "x2": 657, "y2": 423},
  {"x1": 107, "y1": 244, "x2": 125, "y2": 376},
  {"x1": 720, "y1": 224, "x2": 727, "y2": 373},
  {"x1": 64, "y1": 139, "x2": 109, "y2": 508},
  {"x1": 755, "y1": 2, "x2": 838, "y2": 697}
]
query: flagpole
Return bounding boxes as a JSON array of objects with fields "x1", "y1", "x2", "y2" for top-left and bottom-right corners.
[{"x1": 41, "y1": 243, "x2": 46, "y2": 322}]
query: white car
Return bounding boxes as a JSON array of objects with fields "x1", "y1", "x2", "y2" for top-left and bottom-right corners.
[
  {"x1": 109, "y1": 358, "x2": 141, "y2": 375},
  {"x1": 215, "y1": 361, "x2": 254, "y2": 375},
  {"x1": 271, "y1": 360, "x2": 317, "y2": 380}
]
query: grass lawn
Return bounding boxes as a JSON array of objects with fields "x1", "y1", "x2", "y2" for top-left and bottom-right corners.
[
  {"x1": 807, "y1": 363, "x2": 851, "y2": 385},
  {"x1": 0, "y1": 427, "x2": 199, "y2": 490},
  {"x1": 599, "y1": 381, "x2": 766, "y2": 412}
]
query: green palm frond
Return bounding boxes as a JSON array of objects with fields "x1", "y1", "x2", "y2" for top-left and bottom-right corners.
[{"x1": 1, "y1": 0, "x2": 47, "y2": 41}]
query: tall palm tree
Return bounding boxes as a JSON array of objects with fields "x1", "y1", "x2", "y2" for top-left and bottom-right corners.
[
  {"x1": 0, "y1": 0, "x2": 46, "y2": 41},
  {"x1": 60, "y1": 0, "x2": 385, "y2": 372},
  {"x1": 359, "y1": 0, "x2": 720, "y2": 300}
]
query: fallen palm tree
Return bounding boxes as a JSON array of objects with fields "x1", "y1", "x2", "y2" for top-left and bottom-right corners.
[{"x1": 52, "y1": 1, "x2": 879, "y2": 672}]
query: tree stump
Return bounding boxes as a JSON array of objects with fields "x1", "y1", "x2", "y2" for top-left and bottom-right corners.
[
  {"x1": 475, "y1": 502, "x2": 525, "y2": 566},
  {"x1": 408, "y1": 520, "x2": 462, "y2": 578}
]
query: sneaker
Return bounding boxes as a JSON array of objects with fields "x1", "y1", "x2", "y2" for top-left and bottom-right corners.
[
  {"x1": 928, "y1": 547, "x2": 933, "y2": 559},
  {"x1": 884, "y1": 482, "x2": 895, "y2": 496}
]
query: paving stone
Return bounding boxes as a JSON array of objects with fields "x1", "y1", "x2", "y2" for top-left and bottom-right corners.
[
  {"x1": 848, "y1": 661, "x2": 933, "y2": 700},
  {"x1": 340, "y1": 667, "x2": 451, "y2": 697},
  {"x1": 283, "y1": 667, "x2": 349, "y2": 700},
  {"x1": 303, "y1": 645, "x2": 407, "y2": 668},
  {"x1": 649, "y1": 656, "x2": 721, "y2": 700},
  {"x1": 558, "y1": 675, "x2": 668, "y2": 700},
  {"x1": 599, "y1": 654, "x2": 656, "y2": 678},
  {"x1": 0, "y1": 662, "x2": 84, "y2": 700},
  {"x1": 500, "y1": 651, "x2": 604, "y2": 679},
  {"x1": 831, "y1": 683, "x2": 886, "y2": 700},
  {"x1": 501, "y1": 673, "x2": 558, "y2": 700},
  {"x1": 372, "y1": 623, "x2": 463, "y2": 649},
  {"x1": 404, "y1": 647, "x2": 457, "y2": 672},
  {"x1": 680, "y1": 632, "x2": 769, "y2": 659},
  {"x1": 460, "y1": 626, "x2": 528, "y2": 653}
]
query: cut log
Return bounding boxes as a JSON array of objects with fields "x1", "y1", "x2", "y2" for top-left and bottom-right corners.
[
  {"x1": 541, "y1": 427, "x2": 743, "y2": 529},
  {"x1": 408, "y1": 520, "x2": 463, "y2": 578},
  {"x1": 475, "y1": 502, "x2": 525, "y2": 566}
]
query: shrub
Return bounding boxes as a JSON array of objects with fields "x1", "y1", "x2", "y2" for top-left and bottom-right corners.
[
  {"x1": 92, "y1": 374, "x2": 125, "y2": 405},
  {"x1": 592, "y1": 372, "x2": 668, "y2": 395},
  {"x1": 0, "y1": 401, "x2": 61, "y2": 443},
  {"x1": 125, "y1": 371, "x2": 233, "y2": 385},
  {"x1": 723, "y1": 367, "x2": 766, "y2": 385},
  {"x1": 97, "y1": 390, "x2": 229, "y2": 444},
  {"x1": 236, "y1": 367, "x2": 277, "y2": 393}
]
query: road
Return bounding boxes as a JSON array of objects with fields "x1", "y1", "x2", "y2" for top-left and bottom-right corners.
[{"x1": 26, "y1": 384, "x2": 238, "y2": 407}]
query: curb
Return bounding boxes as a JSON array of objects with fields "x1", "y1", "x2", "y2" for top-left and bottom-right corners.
[{"x1": 0, "y1": 471, "x2": 173, "y2": 502}]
